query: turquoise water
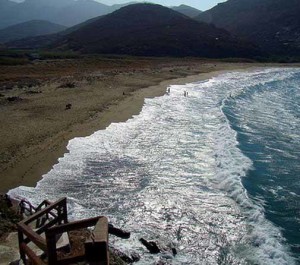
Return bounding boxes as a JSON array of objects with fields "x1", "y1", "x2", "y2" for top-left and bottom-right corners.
[
  {"x1": 222, "y1": 69, "x2": 300, "y2": 263},
  {"x1": 10, "y1": 68, "x2": 300, "y2": 264}
]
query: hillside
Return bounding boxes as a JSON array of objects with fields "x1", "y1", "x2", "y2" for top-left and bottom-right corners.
[
  {"x1": 0, "y1": 20, "x2": 67, "y2": 43},
  {"x1": 0, "y1": 0, "x2": 132, "y2": 29},
  {"x1": 52, "y1": 4, "x2": 260, "y2": 58},
  {"x1": 196, "y1": 0, "x2": 300, "y2": 56},
  {"x1": 171, "y1": 5, "x2": 202, "y2": 18}
]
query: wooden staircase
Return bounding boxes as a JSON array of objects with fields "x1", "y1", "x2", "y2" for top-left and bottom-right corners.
[{"x1": 17, "y1": 197, "x2": 109, "y2": 265}]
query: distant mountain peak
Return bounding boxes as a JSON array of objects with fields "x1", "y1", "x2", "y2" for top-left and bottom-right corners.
[
  {"x1": 0, "y1": 0, "x2": 112, "y2": 29},
  {"x1": 47, "y1": 2, "x2": 260, "y2": 58},
  {"x1": 171, "y1": 4, "x2": 202, "y2": 18},
  {"x1": 177, "y1": 4, "x2": 195, "y2": 8},
  {"x1": 112, "y1": 3, "x2": 187, "y2": 18},
  {"x1": 0, "y1": 19, "x2": 66, "y2": 43}
]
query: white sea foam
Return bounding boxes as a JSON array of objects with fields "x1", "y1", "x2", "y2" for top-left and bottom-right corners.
[{"x1": 9, "y1": 68, "x2": 300, "y2": 264}]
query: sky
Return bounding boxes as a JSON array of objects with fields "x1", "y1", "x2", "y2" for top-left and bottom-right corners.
[
  {"x1": 12, "y1": 0, "x2": 226, "y2": 11},
  {"x1": 96, "y1": 0, "x2": 226, "y2": 11}
]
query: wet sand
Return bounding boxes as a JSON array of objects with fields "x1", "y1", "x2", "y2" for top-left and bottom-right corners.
[{"x1": 0, "y1": 57, "x2": 270, "y2": 193}]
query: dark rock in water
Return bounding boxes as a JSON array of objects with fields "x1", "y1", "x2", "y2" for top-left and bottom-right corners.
[
  {"x1": 171, "y1": 247, "x2": 177, "y2": 256},
  {"x1": 139, "y1": 238, "x2": 160, "y2": 254},
  {"x1": 130, "y1": 252, "x2": 140, "y2": 262},
  {"x1": 155, "y1": 260, "x2": 171, "y2": 265},
  {"x1": 108, "y1": 224, "x2": 130, "y2": 239},
  {"x1": 109, "y1": 246, "x2": 140, "y2": 263}
]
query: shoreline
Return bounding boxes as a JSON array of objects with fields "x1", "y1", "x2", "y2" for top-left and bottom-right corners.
[{"x1": 0, "y1": 59, "x2": 291, "y2": 193}]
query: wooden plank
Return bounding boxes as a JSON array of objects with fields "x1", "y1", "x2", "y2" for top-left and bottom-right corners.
[
  {"x1": 18, "y1": 223, "x2": 47, "y2": 252},
  {"x1": 46, "y1": 233, "x2": 57, "y2": 265},
  {"x1": 90, "y1": 217, "x2": 108, "y2": 242},
  {"x1": 62, "y1": 201, "x2": 68, "y2": 224},
  {"x1": 46, "y1": 216, "x2": 100, "y2": 236},
  {"x1": 20, "y1": 243, "x2": 45, "y2": 265},
  {"x1": 23, "y1": 197, "x2": 66, "y2": 225},
  {"x1": 85, "y1": 241, "x2": 109, "y2": 265},
  {"x1": 18, "y1": 230, "x2": 26, "y2": 264},
  {"x1": 85, "y1": 217, "x2": 109, "y2": 265}
]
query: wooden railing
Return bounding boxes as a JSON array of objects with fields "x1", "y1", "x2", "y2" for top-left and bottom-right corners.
[
  {"x1": 17, "y1": 197, "x2": 109, "y2": 265},
  {"x1": 19, "y1": 199, "x2": 56, "y2": 228}
]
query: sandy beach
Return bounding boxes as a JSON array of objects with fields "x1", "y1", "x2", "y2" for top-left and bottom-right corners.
[{"x1": 0, "y1": 57, "x2": 270, "y2": 193}]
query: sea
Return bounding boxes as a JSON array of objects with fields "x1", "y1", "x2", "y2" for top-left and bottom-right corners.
[{"x1": 9, "y1": 67, "x2": 300, "y2": 265}]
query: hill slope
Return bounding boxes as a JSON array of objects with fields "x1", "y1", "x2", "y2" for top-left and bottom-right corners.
[
  {"x1": 0, "y1": 0, "x2": 117, "y2": 29},
  {"x1": 171, "y1": 4, "x2": 202, "y2": 18},
  {"x1": 0, "y1": 20, "x2": 67, "y2": 43},
  {"x1": 196, "y1": 0, "x2": 300, "y2": 55},
  {"x1": 53, "y1": 4, "x2": 260, "y2": 58}
]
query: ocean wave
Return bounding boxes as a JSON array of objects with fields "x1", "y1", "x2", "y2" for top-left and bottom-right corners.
[{"x1": 9, "y1": 68, "x2": 299, "y2": 264}]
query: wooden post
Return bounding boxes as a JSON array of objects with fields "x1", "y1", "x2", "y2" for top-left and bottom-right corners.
[
  {"x1": 85, "y1": 217, "x2": 109, "y2": 265},
  {"x1": 62, "y1": 199, "x2": 68, "y2": 224},
  {"x1": 18, "y1": 230, "x2": 26, "y2": 265},
  {"x1": 46, "y1": 231, "x2": 57, "y2": 265}
]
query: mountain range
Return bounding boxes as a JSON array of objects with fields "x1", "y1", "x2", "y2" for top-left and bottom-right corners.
[
  {"x1": 196, "y1": 0, "x2": 300, "y2": 56},
  {"x1": 0, "y1": 20, "x2": 67, "y2": 43},
  {"x1": 47, "y1": 4, "x2": 259, "y2": 58},
  {"x1": 0, "y1": 0, "x2": 135, "y2": 29},
  {"x1": 0, "y1": 0, "x2": 202, "y2": 30},
  {"x1": 171, "y1": 4, "x2": 202, "y2": 18},
  {"x1": 2, "y1": 1, "x2": 298, "y2": 59}
]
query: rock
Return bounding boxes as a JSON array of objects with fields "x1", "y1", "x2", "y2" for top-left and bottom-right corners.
[
  {"x1": 109, "y1": 246, "x2": 140, "y2": 263},
  {"x1": 171, "y1": 247, "x2": 177, "y2": 256},
  {"x1": 9, "y1": 260, "x2": 21, "y2": 265},
  {"x1": 108, "y1": 224, "x2": 130, "y2": 239},
  {"x1": 65, "y1": 103, "x2": 72, "y2": 110},
  {"x1": 130, "y1": 252, "x2": 140, "y2": 262},
  {"x1": 139, "y1": 238, "x2": 160, "y2": 254},
  {"x1": 0, "y1": 194, "x2": 12, "y2": 207},
  {"x1": 0, "y1": 245, "x2": 20, "y2": 265}
]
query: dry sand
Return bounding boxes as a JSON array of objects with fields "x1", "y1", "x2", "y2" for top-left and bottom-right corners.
[{"x1": 0, "y1": 57, "x2": 271, "y2": 193}]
